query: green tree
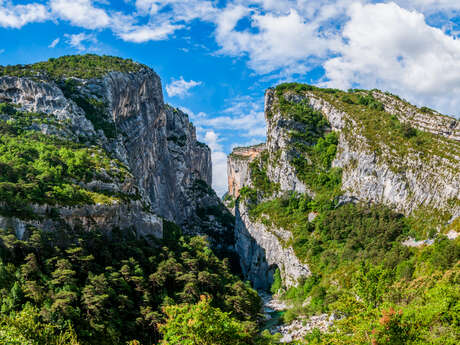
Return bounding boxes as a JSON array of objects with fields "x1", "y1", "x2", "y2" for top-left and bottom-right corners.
[
  {"x1": 160, "y1": 296, "x2": 269, "y2": 345},
  {"x1": 0, "y1": 304, "x2": 80, "y2": 345}
]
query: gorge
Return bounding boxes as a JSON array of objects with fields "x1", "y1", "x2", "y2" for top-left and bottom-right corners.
[{"x1": 0, "y1": 55, "x2": 459, "y2": 345}]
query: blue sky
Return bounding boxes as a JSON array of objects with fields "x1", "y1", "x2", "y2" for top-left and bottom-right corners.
[{"x1": 1, "y1": 0, "x2": 460, "y2": 195}]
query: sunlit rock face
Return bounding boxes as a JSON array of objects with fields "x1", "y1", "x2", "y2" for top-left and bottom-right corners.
[
  {"x1": 235, "y1": 200, "x2": 311, "y2": 290},
  {"x1": 229, "y1": 85, "x2": 460, "y2": 290},
  {"x1": 227, "y1": 144, "x2": 266, "y2": 198},
  {"x1": 0, "y1": 63, "x2": 233, "y2": 248}
]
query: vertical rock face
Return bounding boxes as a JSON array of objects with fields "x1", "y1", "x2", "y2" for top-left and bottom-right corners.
[
  {"x1": 264, "y1": 90, "x2": 309, "y2": 195},
  {"x1": 103, "y1": 70, "x2": 212, "y2": 224},
  {"x1": 227, "y1": 144, "x2": 265, "y2": 198},
  {"x1": 0, "y1": 60, "x2": 233, "y2": 246},
  {"x1": 229, "y1": 85, "x2": 460, "y2": 291},
  {"x1": 303, "y1": 90, "x2": 460, "y2": 216},
  {"x1": 235, "y1": 201, "x2": 311, "y2": 290}
]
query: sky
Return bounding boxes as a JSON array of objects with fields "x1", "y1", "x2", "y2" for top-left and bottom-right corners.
[{"x1": 1, "y1": 1, "x2": 460, "y2": 196}]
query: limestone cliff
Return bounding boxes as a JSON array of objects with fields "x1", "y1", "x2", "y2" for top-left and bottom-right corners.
[
  {"x1": 227, "y1": 144, "x2": 265, "y2": 198},
  {"x1": 229, "y1": 83, "x2": 460, "y2": 290},
  {"x1": 0, "y1": 56, "x2": 233, "y2": 248},
  {"x1": 235, "y1": 200, "x2": 311, "y2": 290}
]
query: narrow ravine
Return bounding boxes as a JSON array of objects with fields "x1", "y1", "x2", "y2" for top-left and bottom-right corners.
[{"x1": 259, "y1": 291, "x2": 287, "y2": 335}]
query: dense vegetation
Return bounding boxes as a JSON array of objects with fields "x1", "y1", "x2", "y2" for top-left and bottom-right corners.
[
  {"x1": 237, "y1": 83, "x2": 460, "y2": 344},
  {"x1": 1, "y1": 57, "x2": 458, "y2": 345},
  {"x1": 0, "y1": 105, "x2": 132, "y2": 218},
  {"x1": 248, "y1": 192, "x2": 459, "y2": 344},
  {"x1": 160, "y1": 295, "x2": 276, "y2": 345},
  {"x1": 0, "y1": 223, "x2": 270, "y2": 344},
  {"x1": 0, "y1": 55, "x2": 145, "y2": 79},
  {"x1": 276, "y1": 85, "x2": 342, "y2": 202}
]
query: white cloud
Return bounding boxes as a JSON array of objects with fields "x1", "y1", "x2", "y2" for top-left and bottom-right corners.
[
  {"x1": 64, "y1": 32, "x2": 98, "y2": 51},
  {"x1": 48, "y1": 37, "x2": 60, "y2": 48},
  {"x1": 0, "y1": 1, "x2": 49, "y2": 28},
  {"x1": 116, "y1": 22, "x2": 181, "y2": 42},
  {"x1": 186, "y1": 95, "x2": 267, "y2": 139},
  {"x1": 323, "y1": 1, "x2": 460, "y2": 115},
  {"x1": 215, "y1": 7, "x2": 337, "y2": 75},
  {"x1": 166, "y1": 77, "x2": 202, "y2": 97},
  {"x1": 203, "y1": 130, "x2": 228, "y2": 196},
  {"x1": 203, "y1": 112, "x2": 266, "y2": 136},
  {"x1": 402, "y1": 0, "x2": 460, "y2": 11},
  {"x1": 134, "y1": 0, "x2": 217, "y2": 22},
  {"x1": 109, "y1": 10, "x2": 184, "y2": 43},
  {"x1": 50, "y1": 0, "x2": 110, "y2": 29},
  {"x1": 204, "y1": 130, "x2": 223, "y2": 152}
]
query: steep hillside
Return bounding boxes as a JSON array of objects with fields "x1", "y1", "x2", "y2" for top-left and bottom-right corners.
[
  {"x1": 0, "y1": 54, "x2": 234, "y2": 250},
  {"x1": 0, "y1": 55, "x2": 261, "y2": 345},
  {"x1": 228, "y1": 83, "x2": 460, "y2": 344}
]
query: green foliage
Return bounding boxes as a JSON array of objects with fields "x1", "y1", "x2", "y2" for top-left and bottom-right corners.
[
  {"x1": 278, "y1": 101, "x2": 328, "y2": 144},
  {"x1": 248, "y1": 151, "x2": 279, "y2": 198},
  {"x1": 0, "y1": 226, "x2": 263, "y2": 345},
  {"x1": 0, "y1": 120, "x2": 129, "y2": 217},
  {"x1": 70, "y1": 94, "x2": 116, "y2": 139},
  {"x1": 419, "y1": 106, "x2": 433, "y2": 113},
  {"x1": 0, "y1": 54, "x2": 145, "y2": 79},
  {"x1": 0, "y1": 304, "x2": 80, "y2": 345},
  {"x1": 159, "y1": 296, "x2": 275, "y2": 345},
  {"x1": 256, "y1": 196, "x2": 460, "y2": 344},
  {"x1": 275, "y1": 83, "x2": 340, "y2": 95},
  {"x1": 354, "y1": 263, "x2": 393, "y2": 308},
  {"x1": 0, "y1": 102, "x2": 17, "y2": 115},
  {"x1": 223, "y1": 193, "x2": 236, "y2": 209},
  {"x1": 371, "y1": 307, "x2": 413, "y2": 345},
  {"x1": 270, "y1": 269, "x2": 282, "y2": 294},
  {"x1": 291, "y1": 132, "x2": 342, "y2": 199},
  {"x1": 341, "y1": 95, "x2": 354, "y2": 104},
  {"x1": 357, "y1": 94, "x2": 385, "y2": 111}
]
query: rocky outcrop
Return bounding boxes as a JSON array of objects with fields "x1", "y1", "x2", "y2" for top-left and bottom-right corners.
[
  {"x1": 0, "y1": 202, "x2": 163, "y2": 240},
  {"x1": 264, "y1": 90, "x2": 308, "y2": 195},
  {"x1": 373, "y1": 90, "x2": 460, "y2": 141},
  {"x1": 229, "y1": 85, "x2": 460, "y2": 292},
  {"x1": 0, "y1": 61, "x2": 231, "y2": 246},
  {"x1": 74, "y1": 70, "x2": 214, "y2": 226},
  {"x1": 227, "y1": 144, "x2": 265, "y2": 198},
  {"x1": 235, "y1": 201, "x2": 310, "y2": 290},
  {"x1": 303, "y1": 90, "x2": 460, "y2": 216}
]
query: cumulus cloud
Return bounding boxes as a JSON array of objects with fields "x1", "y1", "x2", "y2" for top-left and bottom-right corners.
[
  {"x1": 215, "y1": 7, "x2": 337, "y2": 75},
  {"x1": 50, "y1": 0, "x2": 110, "y2": 29},
  {"x1": 64, "y1": 32, "x2": 98, "y2": 51},
  {"x1": 203, "y1": 131, "x2": 228, "y2": 196},
  {"x1": 134, "y1": 0, "x2": 217, "y2": 22},
  {"x1": 0, "y1": 1, "x2": 49, "y2": 28},
  {"x1": 187, "y1": 95, "x2": 267, "y2": 139},
  {"x1": 323, "y1": 2, "x2": 460, "y2": 115},
  {"x1": 402, "y1": 0, "x2": 460, "y2": 12},
  {"x1": 115, "y1": 22, "x2": 181, "y2": 43},
  {"x1": 48, "y1": 37, "x2": 60, "y2": 48},
  {"x1": 166, "y1": 77, "x2": 202, "y2": 98},
  {"x1": 203, "y1": 111, "x2": 266, "y2": 136}
]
